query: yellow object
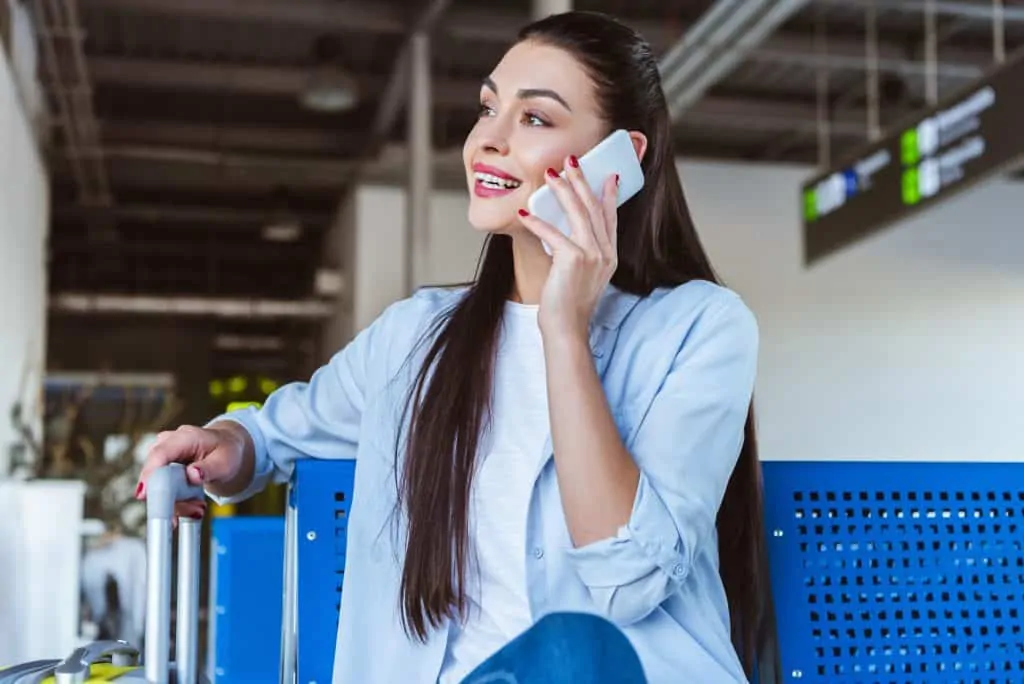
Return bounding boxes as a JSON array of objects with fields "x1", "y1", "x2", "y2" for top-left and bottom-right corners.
[
  {"x1": 259, "y1": 376, "x2": 279, "y2": 395},
  {"x1": 211, "y1": 501, "x2": 236, "y2": 517},
  {"x1": 38, "y1": 663, "x2": 138, "y2": 681},
  {"x1": 226, "y1": 400, "x2": 261, "y2": 412}
]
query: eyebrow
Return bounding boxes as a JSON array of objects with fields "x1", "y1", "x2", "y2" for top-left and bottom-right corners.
[{"x1": 482, "y1": 76, "x2": 572, "y2": 112}]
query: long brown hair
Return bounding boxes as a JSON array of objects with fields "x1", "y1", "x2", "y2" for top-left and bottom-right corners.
[{"x1": 395, "y1": 11, "x2": 769, "y2": 677}]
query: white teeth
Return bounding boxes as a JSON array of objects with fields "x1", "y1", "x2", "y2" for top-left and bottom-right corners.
[{"x1": 474, "y1": 171, "x2": 521, "y2": 189}]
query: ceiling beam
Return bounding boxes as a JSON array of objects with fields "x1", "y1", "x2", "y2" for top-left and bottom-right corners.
[
  {"x1": 84, "y1": 55, "x2": 873, "y2": 133},
  {"x1": 85, "y1": 55, "x2": 478, "y2": 107},
  {"x1": 82, "y1": 0, "x2": 407, "y2": 33},
  {"x1": 85, "y1": 36, "x2": 994, "y2": 111},
  {"x1": 100, "y1": 119, "x2": 364, "y2": 155},
  {"x1": 64, "y1": 144, "x2": 358, "y2": 183},
  {"x1": 54, "y1": 203, "x2": 332, "y2": 228},
  {"x1": 51, "y1": 238, "x2": 316, "y2": 262},
  {"x1": 50, "y1": 292, "x2": 334, "y2": 320},
  {"x1": 82, "y1": 0, "x2": 678, "y2": 50}
]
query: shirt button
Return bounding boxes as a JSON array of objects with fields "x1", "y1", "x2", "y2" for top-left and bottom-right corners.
[
  {"x1": 533, "y1": 547, "x2": 545, "y2": 559},
  {"x1": 672, "y1": 563, "x2": 685, "y2": 576}
]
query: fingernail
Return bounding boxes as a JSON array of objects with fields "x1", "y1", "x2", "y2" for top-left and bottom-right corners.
[
  {"x1": 615, "y1": 173, "x2": 620, "y2": 185},
  {"x1": 135, "y1": 482, "x2": 144, "y2": 499},
  {"x1": 546, "y1": 168, "x2": 558, "y2": 179},
  {"x1": 189, "y1": 465, "x2": 204, "y2": 482},
  {"x1": 190, "y1": 513, "x2": 203, "y2": 520},
  {"x1": 568, "y1": 155, "x2": 579, "y2": 168},
  {"x1": 518, "y1": 208, "x2": 529, "y2": 217}
]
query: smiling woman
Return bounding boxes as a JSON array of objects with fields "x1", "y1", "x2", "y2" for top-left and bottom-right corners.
[{"x1": 138, "y1": 10, "x2": 768, "y2": 684}]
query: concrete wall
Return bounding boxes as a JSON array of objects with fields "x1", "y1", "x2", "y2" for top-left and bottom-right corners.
[
  {"x1": 345, "y1": 160, "x2": 1024, "y2": 462},
  {"x1": 0, "y1": 42, "x2": 49, "y2": 476}
]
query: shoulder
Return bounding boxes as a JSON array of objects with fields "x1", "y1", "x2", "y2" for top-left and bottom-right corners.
[
  {"x1": 622, "y1": 279, "x2": 758, "y2": 357},
  {"x1": 358, "y1": 285, "x2": 470, "y2": 357},
  {"x1": 610, "y1": 278, "x2": 757, "y2": 374}
]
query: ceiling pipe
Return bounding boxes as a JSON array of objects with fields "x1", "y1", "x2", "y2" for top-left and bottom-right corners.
[{"x1": 660, "y1": 0, "x2": 812, "y2": 120}]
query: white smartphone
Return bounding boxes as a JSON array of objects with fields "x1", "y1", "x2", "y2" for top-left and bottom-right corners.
[{"x1": 526, "y1": 128, "x2": 645, "y2": 255}]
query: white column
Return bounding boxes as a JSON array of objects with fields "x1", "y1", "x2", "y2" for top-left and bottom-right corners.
[
  {"x1": 532, "y1": 0, "x2": 572, "y2": 20},
  {"x1": 407, "y1": 32, "x2": 432, "y2": 294},
  {"x1": 0, "y1": 43, "x2": 48, "y2": 479}
]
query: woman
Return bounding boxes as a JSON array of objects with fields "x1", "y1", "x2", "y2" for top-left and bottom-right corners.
[{"x1": 138, "y1": 11, "x2": 767, "y2": 684}]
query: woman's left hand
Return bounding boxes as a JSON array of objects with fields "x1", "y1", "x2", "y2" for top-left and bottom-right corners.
[{"x1": 518, "y1": 154, "x2": 619, "y2": 341}]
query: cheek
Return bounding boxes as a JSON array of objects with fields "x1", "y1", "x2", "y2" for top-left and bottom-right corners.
[{"x1": 517, "y1": 142, "x2": 573, "y2": 183}]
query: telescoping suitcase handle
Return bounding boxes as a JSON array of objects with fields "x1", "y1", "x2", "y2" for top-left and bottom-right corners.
[
  {"x1": 40, "y1": 464, "x2": 205, "y2": 684},
  {"x1": 143, "y1": 462, "x2": 205, "y2": 684}
]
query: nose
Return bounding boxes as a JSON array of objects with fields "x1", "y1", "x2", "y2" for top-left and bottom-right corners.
[{"x1": 477, "y1": 129, "x2": 510, "y2": 156}]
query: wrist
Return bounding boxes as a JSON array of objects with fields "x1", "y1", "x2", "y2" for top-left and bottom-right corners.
[{"x1": 541, "y1": 323, "x2": 591, "y2": 356}]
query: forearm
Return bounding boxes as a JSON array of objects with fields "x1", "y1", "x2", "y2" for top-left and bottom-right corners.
[
  {"x1": 204, "y1": 420, "x2": 256, "y2": 498},
  {"x1": 543, "y1": 331, "x2": 639, "y2": 547}
]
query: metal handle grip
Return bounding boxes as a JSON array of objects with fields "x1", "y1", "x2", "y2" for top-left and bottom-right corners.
[
  {"x1": 53, "y1": 641, "x2": 140, "y2": 684},
  {"x1": 144, "y1": 463, "x2": 205, "y2": 684}
]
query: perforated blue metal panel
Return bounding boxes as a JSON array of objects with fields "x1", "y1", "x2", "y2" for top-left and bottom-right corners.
[
  {"x1": 293, "y1": 458, "x2": 356, "y2": 684},
  {"x1": 763, "y1": 460, "x2": 1024, "y2": 684},
  {"x1": 209, "y1": 516, "x2": 285, "y2": 683}
]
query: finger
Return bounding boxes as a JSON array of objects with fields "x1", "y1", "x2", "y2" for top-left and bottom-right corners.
[
  {"x1": 544, "y1": 165, "x2": 596, "y2": 250},
  {"x1": 563, "y1": 155, "x2": 606, "y2": 251},
  {"x1": 518, "y1": 208, "x2": 582, "y2": 255},
  {"x1": 136, "y1": 426, "x2": 210, "y2": 498},
  {"x1": 601, "y1": 173, "x2": 620, "y2": 259},
  {"x1": 137, "y1": 431, "x2": 189, "y2": 499},
  {"x1": 176, "y1": 501, "x2": 207, "y2": 519}
]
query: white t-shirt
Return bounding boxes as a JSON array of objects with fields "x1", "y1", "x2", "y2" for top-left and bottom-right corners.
[{"x1": 437, "y1": 301, "x2": 551, "y2": 683}]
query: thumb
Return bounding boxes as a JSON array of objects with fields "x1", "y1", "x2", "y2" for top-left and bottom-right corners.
[{"x1": 187, "y1": 428, "x2": 243, "y2": 486}]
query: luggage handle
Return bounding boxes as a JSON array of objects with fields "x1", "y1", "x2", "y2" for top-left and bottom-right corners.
[
  {"x1": 53, "y1": 640, "x2": 140, "y2": 683},
  {"x1": 145, "y1": 463, "x2": 205, "y2": 684}
]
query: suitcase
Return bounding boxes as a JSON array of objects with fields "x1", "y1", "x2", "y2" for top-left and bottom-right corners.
[{"x1": 0, "y1": 463, "x2": 209, "y2": 684}]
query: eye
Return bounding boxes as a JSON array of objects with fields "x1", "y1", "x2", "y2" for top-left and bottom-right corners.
[
  {"x1": 477, "y1": 103, "x2": 495, "y2": 118},
  {"x1": 524, "y1": 112, "x2": 550, "y2": 127}
]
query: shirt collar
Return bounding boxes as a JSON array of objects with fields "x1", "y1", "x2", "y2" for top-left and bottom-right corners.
[{"x1": 591, "y1": 283, "x2": 642, "y2": 331}]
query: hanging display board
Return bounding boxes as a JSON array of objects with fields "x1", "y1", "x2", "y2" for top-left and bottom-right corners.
[{"x1": 800, "y1": 48, "x2": 1024, "y2": 265}]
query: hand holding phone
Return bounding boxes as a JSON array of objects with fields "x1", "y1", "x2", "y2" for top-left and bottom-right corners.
[{"x1": 526, "y1": 128, "x2": 645, "y2": 255}]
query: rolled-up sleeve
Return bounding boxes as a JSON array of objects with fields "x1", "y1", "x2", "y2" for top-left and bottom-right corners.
[
  {"x1": 565, "y1": 294, "x2": 759, "y2": 625},
  {"x1": 205, "y1": 303, "x2": 393, "y2": 505}
]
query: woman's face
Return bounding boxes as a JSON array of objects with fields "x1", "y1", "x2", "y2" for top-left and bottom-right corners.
[{"x1": 462, "y1": 40, "x2": 608, "y2": 234}]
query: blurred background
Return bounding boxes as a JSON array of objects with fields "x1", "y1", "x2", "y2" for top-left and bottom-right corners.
[{"x1": 1, "y1": 0, "x2": 1022, "y2": 681}]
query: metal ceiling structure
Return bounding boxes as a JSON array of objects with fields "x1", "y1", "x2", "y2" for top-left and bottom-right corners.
[{"x1": 33, "y1": 0, "x2": 1024, "y2": 307}]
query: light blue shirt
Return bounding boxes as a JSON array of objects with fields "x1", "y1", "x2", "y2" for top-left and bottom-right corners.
[{"x1": 210, "y1": 279, "x2": 758, "y2": 683}]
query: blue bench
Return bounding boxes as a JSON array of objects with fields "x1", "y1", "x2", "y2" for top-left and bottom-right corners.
[
  {"x1": 762, "y1": 460, "x2": 1024, "y2": 683},
  {"x1": 215, "y1": 458, "x2": 1024, "y2": 683}
]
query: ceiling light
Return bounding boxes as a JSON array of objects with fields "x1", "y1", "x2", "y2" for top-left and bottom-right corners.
[{"x1": 300, "y1": 34, "x2": 359, "y2": 113}]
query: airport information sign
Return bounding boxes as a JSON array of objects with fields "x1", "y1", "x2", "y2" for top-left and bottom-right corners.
[{"x1": 801, "y1": 48, "x2": 1024, "y2": 265}]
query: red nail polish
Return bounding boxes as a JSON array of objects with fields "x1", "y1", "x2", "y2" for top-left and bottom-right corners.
[
  {"x1": 546, "y1": 168, "x2": 558, "y2": 178},
  {"x1": 569, "y1": 155, "x2": 579, "y2": 168},
  {"x1": 518, "y1": 208, "x2": 529, "y2": 217},
  {"x1": 135, "y1": 482, "x2": 144, "y2": 499},
  {"x1": 190, "y1": 513, "x2": 203, "y2": 520}
]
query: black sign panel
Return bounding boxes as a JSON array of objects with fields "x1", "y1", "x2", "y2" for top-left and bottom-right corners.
[{"x1": 801, "y1": 47, "x2": 1024, "y2": 265}]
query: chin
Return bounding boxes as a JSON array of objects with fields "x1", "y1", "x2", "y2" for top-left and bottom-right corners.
[{"x1": 467, "y1": 193, "x2": 521, "y2": 233}]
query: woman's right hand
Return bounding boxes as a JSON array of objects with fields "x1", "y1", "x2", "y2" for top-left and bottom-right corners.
[{"x1": 136, "y1": 423, "x2": 248, "y2": 519}]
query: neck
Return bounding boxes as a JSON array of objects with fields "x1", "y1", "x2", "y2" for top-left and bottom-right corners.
[{"x1": 509, "y1": 231, "x2": 551, "y2": 304}]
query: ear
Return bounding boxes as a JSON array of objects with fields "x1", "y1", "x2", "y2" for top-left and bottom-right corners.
[{"x1": 628, "y1": 131, "x2": 648, "y2": 163}]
